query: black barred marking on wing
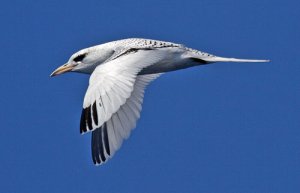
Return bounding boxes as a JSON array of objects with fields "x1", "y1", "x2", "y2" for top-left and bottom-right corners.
[
  {"x1": 92, "y1": 123, "x2": 110, "y2": 164},
  {"x1": 92, "y1": 102, "x2": 98, "y2": 125},
  {"x1": 110, "y1": 41, "x2": 181, "y2": 62},
  {"x1": 142, "y1": 39, "x2": 180, "y2": 48}
]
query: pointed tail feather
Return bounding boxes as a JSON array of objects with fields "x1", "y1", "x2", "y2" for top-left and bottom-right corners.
[{"x1": 204, "y1": 56, "x2": 270, "y2": 63}]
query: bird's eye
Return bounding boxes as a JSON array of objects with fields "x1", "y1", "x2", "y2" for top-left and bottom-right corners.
[{"x1": 73, "y1": 53, "x2": 87, "y2": 62}]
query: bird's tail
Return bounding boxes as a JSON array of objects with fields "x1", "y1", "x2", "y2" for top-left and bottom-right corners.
[
  {"x1": 201, "y1": 56, "x2": 270, "y2": 63},
  {"x1": 191, "y1": 54, "x2": 270, "y2": 64}
]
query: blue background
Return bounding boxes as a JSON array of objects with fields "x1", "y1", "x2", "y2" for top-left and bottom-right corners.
[{"x1": 1, "y1": 0, "x2": 299, "y2": 192}]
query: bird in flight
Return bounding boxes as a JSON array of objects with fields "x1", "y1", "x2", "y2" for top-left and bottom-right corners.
[{"x1": 51, "y1": 38, "x2": 269, "y2": 165}]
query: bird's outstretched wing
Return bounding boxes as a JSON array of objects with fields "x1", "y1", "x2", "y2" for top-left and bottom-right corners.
[
  {"x1": 81, "y1": 49, "x2": 165, "y2": 134},
  {"x1": 80, "y1": 49, "x2": 164, "y2": 164},
  {"x1": 91, "y1": 74, "x2": 160, "y2": 165}
]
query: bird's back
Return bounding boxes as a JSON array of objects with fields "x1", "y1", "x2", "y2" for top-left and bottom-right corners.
[{"x1": 108, "y1": 38, "x2": 184, "y2": 50}]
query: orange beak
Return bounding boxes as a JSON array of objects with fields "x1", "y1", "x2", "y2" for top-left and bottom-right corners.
[{"x1": 50, "y1": 63, "x2": 75, "y2": 77}]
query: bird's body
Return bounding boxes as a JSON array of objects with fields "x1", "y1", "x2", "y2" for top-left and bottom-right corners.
[{"x1": 51, "y1": 38, "x2": 269, "y2": 165}]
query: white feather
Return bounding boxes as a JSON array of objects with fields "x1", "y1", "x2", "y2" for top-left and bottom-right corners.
[{"x1": 92, "y1": 74, "x2": 161, "y2": 164}]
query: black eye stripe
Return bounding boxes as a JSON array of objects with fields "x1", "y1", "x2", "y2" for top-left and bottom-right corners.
[{"x1": 73, "y1": 53, "x2": 86, "y2": 62}]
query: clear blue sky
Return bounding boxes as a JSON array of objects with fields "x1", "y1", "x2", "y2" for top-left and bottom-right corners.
[{"x1": 1, "y1": 0, "x2": 299, "y2": 192}]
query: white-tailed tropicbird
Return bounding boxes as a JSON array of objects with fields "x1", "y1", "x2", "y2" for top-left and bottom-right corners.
[{"x1": 50, "y1": 38, "x2": 269, "y2": 165}]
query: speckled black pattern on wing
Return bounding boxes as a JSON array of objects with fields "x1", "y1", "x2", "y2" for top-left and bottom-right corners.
[{"x1": 106, "y1": 38, "x2": 183, "y2": 62}]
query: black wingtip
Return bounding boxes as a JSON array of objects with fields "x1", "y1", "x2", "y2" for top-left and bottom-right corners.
[
  {"x1": 92, "y1": 129, "x2": 101, "y2": 165},
  {"x1": 85, "y1": 106, "x2": 93, "y2": 131},
  {"x1": 80, "y1": 108, "x2": 87, "y2": 134},
  {"x1": 91, "y1": 125, "x2": 109, "y2": 165},
  {"x1": 92, "y1": 102, "x2": 98, "y2": 125},
  {"x1": 80, "y1": 106, "x2": 94, "y2": 134},
  {"x1": 103, "y1": 124, "x2": 110, "y2": 156}
]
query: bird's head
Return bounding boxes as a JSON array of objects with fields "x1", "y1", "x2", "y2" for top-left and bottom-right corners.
[{"x1": 50, "y1": 46, "x2": 114, "y2": 77}]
